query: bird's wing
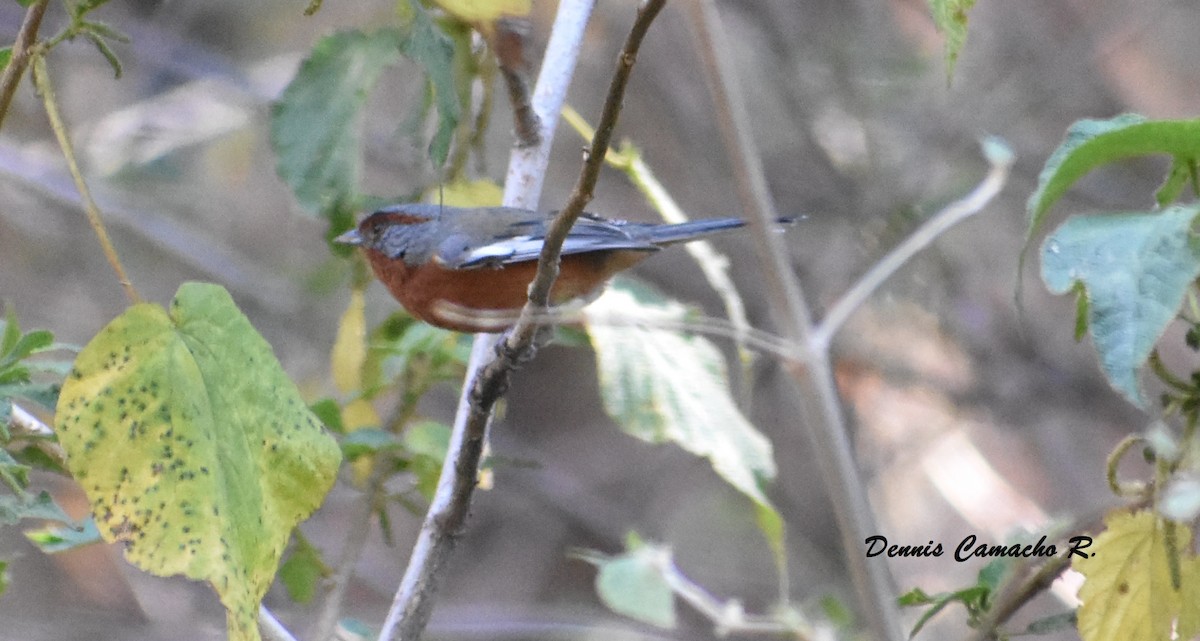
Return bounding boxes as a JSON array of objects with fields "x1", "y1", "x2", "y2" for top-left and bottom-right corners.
[{"x1": 437, "y1": 215, "x2": 659, "y2": 269}]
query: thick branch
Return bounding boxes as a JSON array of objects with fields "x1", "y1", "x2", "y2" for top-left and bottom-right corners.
[{"x1": 0, "y1": 0, "x2": 50, "y2": 132}]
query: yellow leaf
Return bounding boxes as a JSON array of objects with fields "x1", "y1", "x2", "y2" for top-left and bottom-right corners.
[
  {"x1": 433, "y1": 0, "x2": 530, "y2": 24},
  {"x1": 332, "y1": 288, "x2": 367, "y2": 394},
  {"x1": 1074, "y1": 510, "x2": 1185, "y2": 641},
  {"x1": 1177, "y1": 556, "x2": 1200, "y2": 639},
  {"x1": 424, "y1": 179, "x2": 503, "y2": 208},
  {"x1": 342, "y1": 397, "x2": 380, "y2": 486}
]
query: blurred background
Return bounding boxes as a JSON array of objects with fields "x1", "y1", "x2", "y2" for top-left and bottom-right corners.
[{"x1": 0, "y1": 0, "x2": 1187, "y2": 638}]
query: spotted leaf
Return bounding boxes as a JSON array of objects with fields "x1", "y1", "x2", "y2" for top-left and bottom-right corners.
[{"x1": 55, "y1": 282, "x2": 342, "y2": 641}]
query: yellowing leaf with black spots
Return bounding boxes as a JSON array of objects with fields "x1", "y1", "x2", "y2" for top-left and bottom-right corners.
[
  {"x1": 55, "y1": 282, "x2": 342, "y2": 641},
  {"x1": 1073, "y1": 510, "x2": 1186, "y2": 641}
]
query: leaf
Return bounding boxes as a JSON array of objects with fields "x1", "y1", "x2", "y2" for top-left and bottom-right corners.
[
  {"x1": 341, "y1": 428, "x2": 401, "y2": 460},
  {"x1": 428, "y1": 179, "x2": 503, "y2": 208},
  {"x1": 55, "y1": 282, "x2": 342, "y2": 641},
  {"x1": 271, "y1": 29, "x2": 404, "y2": 215},
  {"x1": 1024, "y1": 115, "x2": 1200, "y2": 258},
  {"x1": 0, "y1": 491, "x2": 72, "y2": 526},
  {"x1": 332, "y1": 287, "x2": 367, "y2": 394},
  {"x1": 279, "y1": 533, "x2": 328, "y2": 604},
  {"x1": 1177, "y1": 556, "x2": 1200, "y2": 638},
  {"x1": 0, "y1": 448, "x2": 29, "y2": 492},
  {"x1": 25, "y1": 518, "x2": 103, "y2": 553},
  {"x1": 401, "y1": 420, "x2": 451, "y2": 500},
  {"x1": 584, "y1": 279, "x2": 777, "y2": 510},
  {"x1": 0, "y1": 47, "x2": 11, "y2": 76},
  {"x1": 1041, "y1": 206, "x2": 1200, "y2": 405},
  {"x1": 1074, "y1": 510, "x2": 1184, "y2": 641},
  {"x1": 400, "y1": 0, "x2": 460, "y2": 167},
  {"x1": 927, "y1": 0, "x2": 977, "y2": 80},
  {"x1": 433, "y1": 0, "x2": 530, "y2": 25},
  {"x1": 586, "y1": 538, "x2": 677, "y2": 629}
]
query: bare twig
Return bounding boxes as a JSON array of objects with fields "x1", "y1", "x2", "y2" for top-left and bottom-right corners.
[
  {"x1": 0, "y1": 0, "x2": 50, "y2": 132},
  {"x1": 811, "y1": 139, "x2": 1013, "y2": 350},
  {"x1": 495, "y1": 0, "x2": 668, "y2": 358},
  {"x1": 311, "y1": 466, "x2": 388, "y2": 641},
  {"x1": 31, "y1": 56, "x2": 140, "y2": 304},
  {"x1": 686, "y1": 0, "x2": 899, "y2": 637},
  {"x1": 377, "y1": 2, "x2": 600, "y2": 639},
  {"x1": 493, "y1": 17, "x2": 541, "y2": 148},
  {"x1": 259, "y1": 605, "x2": 299, "y2": 641}
]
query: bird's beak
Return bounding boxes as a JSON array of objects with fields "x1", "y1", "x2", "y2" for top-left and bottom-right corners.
[{"x1": 334, "y1": 228, "x2": 362, "y2": 246}]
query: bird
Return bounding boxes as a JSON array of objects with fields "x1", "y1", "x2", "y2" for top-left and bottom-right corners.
[{"x1": 335, "y1": 203, "x2": 788, "y2": 333}]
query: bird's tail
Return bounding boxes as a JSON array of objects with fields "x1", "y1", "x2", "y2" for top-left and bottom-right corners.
[{"x1": 642, "y1": 217, "x2": 795, "y2": 246}]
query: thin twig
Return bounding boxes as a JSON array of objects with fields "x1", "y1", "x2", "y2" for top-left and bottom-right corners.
[
  {"x1": 311, "y1": 466, "x2": 388, "y2": 641},
  {"x1": 494, "y1": 0, "x2": 668, "y2": 360},
  {"x1": 31, "y1": 56, "x2": 140, "y2": 304},
  {"x1": 651, "y1": 546, "x2": 815, "y2": 638},
  {"x1": 493, "y1": 17, "x2": 541, "y2": 148},
  {"x1": 811, "y1": 139, "x2": 1014, "y2": 351},
  {"x1": 966, "y1": 500, "x2": 1146, "y2": 641},
  {"x1": 259, "y1": 605, "x2": 300, "y2": 641},
  {"x1": 686, "y1": 0, "x2": 898, "y2": 637},
  {"x1": 377, "y1": 2, "x2": 598, "y2": 639},
  {"x1": 0, "y1": 0, "x2": 50, "y2": 132}
]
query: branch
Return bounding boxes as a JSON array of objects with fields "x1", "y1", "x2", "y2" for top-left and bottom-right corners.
[
  {"x1": 810, "y1": 138, "x2": 1014, "y2": 351},
  {"x1": 31, "y1": 56, "x2": 141, "y2": 304},
  {"x1": 0, "y1": 0, "x2": 50, "y2": 132},
  {"x1": 686, "y1": 1, "x2": 901, "y2": 638},
  {"x1": 376, "y1": 1, "x2": 601, "y2": 639}
]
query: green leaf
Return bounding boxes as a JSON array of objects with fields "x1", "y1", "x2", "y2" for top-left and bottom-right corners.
[
  {"x1": 399, "y1": 0, "x2": 460, "y2": 167},
  {"x1": 0, "y1": 559, "x2": 7, "y2": 597},
  {"x1": 309, "y1": 398, "x2": 344, "y2": 433},
  {"x1": 928, "y1": 0, "x2": 977, "y2": 80},
  {"x1": 0, "y1": 309, "x2": 19, "y2": 354},
  {"x1": 25, "y1": 518, "x2": 103, "y2": 553},
  {"x1": 1024, "y1": 115, "x2": 1200, "y2": 262},
  {"x1": 279, "y1": 533, "x2": 328, "y2": 604},
  {"x1": 341, "y1": 428, "x2": 400, "y2": 460},
  {"x1": 0, "y1": 47, "x2": 12, "y2": 74},
  {"x1": 55, "y1": 282, "x2": 342, "y2": 641},
  {"x1": 0, "y1": 491, "x2": 72, "y2": 526},
  {"x1": 271, "y1": 29, "x2": 404, "y2": 215},
  {"x1": 584, "y1": 279, "x2": 777, "y2": 510},
  {"x1": 401, "y1": 420, "x2": 451, "y2": 500},
  {"x1": 1156, "y1": 156, "x2": 1197, "y2": 206},
  {"x1": 1041, "y1": 206, "x2": 1200, "y2": 406},
  {"x1": 0, "y1": 448, "x2": 29, "y2": 492},
  {"x1": 586, "y1": 539, "x2": 677, "y2": 629}
]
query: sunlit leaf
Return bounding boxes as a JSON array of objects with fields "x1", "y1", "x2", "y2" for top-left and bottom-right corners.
[
  {"x1": 1074, "y1": 510, "x2": 1184, "y2": 641},
  {"x1": 585, "y1": 279, "x2": 777, "y2": 510}
]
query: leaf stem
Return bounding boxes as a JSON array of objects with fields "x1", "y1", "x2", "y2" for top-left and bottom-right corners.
[{"x1": 31, "y1": 56, "x2": 141, "y2": 305}]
